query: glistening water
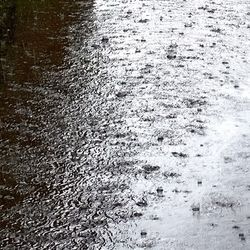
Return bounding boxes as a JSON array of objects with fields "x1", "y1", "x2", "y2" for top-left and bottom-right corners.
[{"x1": 1, "y1": 0, "x2": 250, "y2": 249}]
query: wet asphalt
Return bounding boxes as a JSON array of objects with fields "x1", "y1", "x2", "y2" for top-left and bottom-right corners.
[{"x1": 0, "y1": 0, "x2": 250, "y2": 249}]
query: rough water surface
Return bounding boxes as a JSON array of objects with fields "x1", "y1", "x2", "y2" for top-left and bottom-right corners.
[{"x1": 0, "y1": 0, "x2": 250, "y2": 249}]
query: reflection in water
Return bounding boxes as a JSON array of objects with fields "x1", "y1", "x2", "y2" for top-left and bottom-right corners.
[
  {"x1": 0, "y1": 1, "x2": 122, "y2": 249},
  {"x1": 1, "y1": 0, "x2": 79, "y2": 85},
  {"x1": 0, "y1": 0, "x2": 79, "y2": 200},
  {"x1": 1, "y1": 0, "x2": 135, "y2": 248},
  {"x1": 0, "y1": 0, "x2": 16, "y2": 84}
]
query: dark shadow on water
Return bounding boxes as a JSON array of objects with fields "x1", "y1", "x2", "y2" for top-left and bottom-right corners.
[
  {"x1": 1, "y1": 1, "x2": 134, "y2": 248},
  {"x1": 1, "y1": 0, "x2": 84, "y2": 86},
  {"x1": 0, "y1": 1, "x2": 96, "y2": 248},
  {"x1": 0, "y1": 0, "x2": 16, "y2": 85}
]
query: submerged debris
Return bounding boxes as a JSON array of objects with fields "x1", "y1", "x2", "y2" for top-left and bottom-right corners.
[
  {"x1": 136, "y1": 198, "x2": 148, "y2": 207},
  {"x1": 163, "y1": 171, "x2": 181, "y2": 178},
  {"x1": 101, "y1": 36, "x2": 109, "y2": 43},
  {"x1": 138, "y1": 19, "x2": 149, "y2": 23},
  {"x1": 172, "y1": 152, "x2": 188, "y2": 158},
  {"x1": 191, "y1": 203, "x2": 200, "y2": 212},
  {"x1": 239, "y1": 233, "x2": 246, "y2": 241},
  {"x1": 156, "y1": 187, "x2": 163, "y2": 195},
  {"x1": 157, "y1": 136, "x2": 164, "y2": 142},
  {"x1": 214, "y1": 200, "x2": 234, "y2": 208},
  {"x1": 140, "y1": 230, "x2": 147, "y2": 237},
  {"x1": 132, "y1": 212, "x2": 143, "y2": 218},
  {"x1": 115, "y1": 91, "x2": 127, "y2": 98},
  {"x1": 167, "y1": 54, "x2": 176, "y2": 59},
  {"x1": 142, "y1": 165, "x2": 160, "y2": 173}
]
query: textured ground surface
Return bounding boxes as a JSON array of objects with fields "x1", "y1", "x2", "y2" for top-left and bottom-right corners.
[{"x1": 1, "y1": 0, "x2": 250, "y2": 249}]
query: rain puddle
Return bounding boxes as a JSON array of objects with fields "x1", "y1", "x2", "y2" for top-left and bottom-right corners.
[{"x1": 1, "y1": 0, "x2": 250, "y2": 249}]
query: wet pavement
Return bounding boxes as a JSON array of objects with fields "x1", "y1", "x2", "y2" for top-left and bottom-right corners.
[{"x1": 1, "y1": 0, "x2": 250, "y2": 249}]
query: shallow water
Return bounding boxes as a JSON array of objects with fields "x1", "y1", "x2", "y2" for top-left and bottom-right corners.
[{"x1": 1, "y1": 0, "x2": 250, "y2": 249}]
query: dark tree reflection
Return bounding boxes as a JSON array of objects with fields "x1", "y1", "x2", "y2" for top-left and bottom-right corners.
[{"x1": 1, "y1": 2, "x2": 94, "y2": 247}]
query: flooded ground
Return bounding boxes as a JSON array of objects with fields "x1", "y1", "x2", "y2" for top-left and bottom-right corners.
[{"x1": 0, "y1": 0, "x2": 250, "y2": 249}]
